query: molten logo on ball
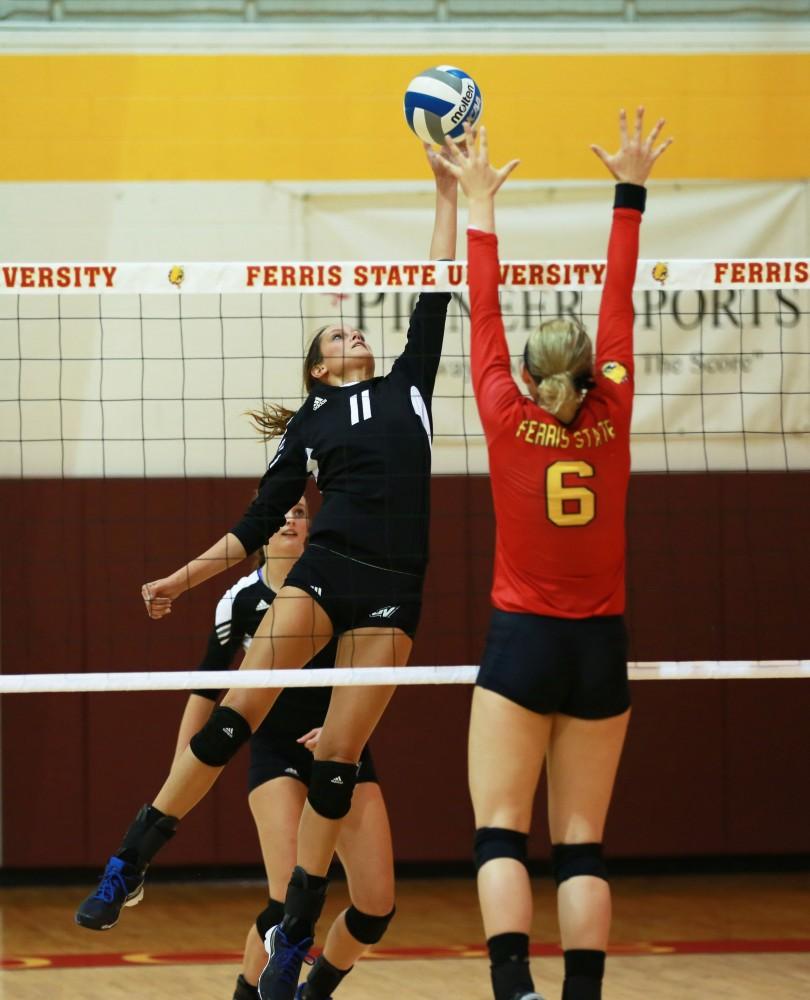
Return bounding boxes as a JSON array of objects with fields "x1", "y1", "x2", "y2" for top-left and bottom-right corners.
[{"x1": 450, "y1": 84, "x2": 477, "y2": 125}]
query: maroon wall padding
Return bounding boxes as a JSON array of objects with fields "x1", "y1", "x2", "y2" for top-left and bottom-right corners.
[{"x1": 1, "y1": 473, "x2": 808, "y2": 867}]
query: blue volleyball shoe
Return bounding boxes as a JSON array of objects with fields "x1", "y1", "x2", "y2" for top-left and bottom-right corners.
[
  {"x1": 258, "y1": 925, "x2": 314, "y2": 1000},
  {"x1": 74, "y1": 855, "x2": 145, "y2": 930}
]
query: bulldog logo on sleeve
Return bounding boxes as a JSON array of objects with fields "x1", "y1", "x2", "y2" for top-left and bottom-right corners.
[{"x1": 601, "y1": 361, "x2": 628, "y2": 384}]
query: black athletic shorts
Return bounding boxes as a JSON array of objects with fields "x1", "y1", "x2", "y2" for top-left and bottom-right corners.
[
  {"x1": 284, "y1": 543, "x2": 423, "y2": 638},
  {"x1": 248, "y1": 729, "x2": 378, "y2": 793},
  {"x1": 476, "y1": 609, "x2": 631, "y2": 720}
]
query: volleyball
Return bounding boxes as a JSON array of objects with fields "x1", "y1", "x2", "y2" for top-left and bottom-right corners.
[{"x1": 404, "y1": 65, "x2": 482, "y2": 144}]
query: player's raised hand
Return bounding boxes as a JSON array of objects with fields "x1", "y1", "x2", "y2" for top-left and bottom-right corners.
[
  {"x1": 436, "y1": 123, "x2": 520, "y2": 200},
  {"x1": 424, "y1": 141, "x2": 461, "y2": 192},
  {"x1": 591, "y1": 107, "x2": 673, "y2": 186}
]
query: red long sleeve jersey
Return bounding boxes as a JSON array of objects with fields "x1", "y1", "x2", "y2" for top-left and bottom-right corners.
[{"x1": 468, "y1": 208, "x2": 641, "y2": 618}]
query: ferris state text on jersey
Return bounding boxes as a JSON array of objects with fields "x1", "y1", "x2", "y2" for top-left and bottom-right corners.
[
  {"x1": 513, "y1": 360, "x2": 629, "y2": 450},
  {"x1": 516, "y1": 417, "x2": 616, "y2": 451}
]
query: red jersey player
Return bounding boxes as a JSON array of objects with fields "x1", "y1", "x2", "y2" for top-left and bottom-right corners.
[{"x1": 438, "y1": 109, "x2": 672, "y2": 1000}]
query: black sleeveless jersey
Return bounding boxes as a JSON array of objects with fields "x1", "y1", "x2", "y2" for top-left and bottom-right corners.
[
  {"x1": 194, "y1": 568, "x2": 336, "y2": 737},
  {"x1": 230, "y1": 292, "x2": 451, "y2": 576}
]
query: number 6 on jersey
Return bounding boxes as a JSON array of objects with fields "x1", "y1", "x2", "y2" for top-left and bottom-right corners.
[{"x1": 545, "y1": 460, "x2": 596, "y2": 527}]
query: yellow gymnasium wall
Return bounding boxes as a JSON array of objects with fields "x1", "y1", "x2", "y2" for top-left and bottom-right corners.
[{"x1": 1, "y1": 52, "x2": 808, "y2": 182}]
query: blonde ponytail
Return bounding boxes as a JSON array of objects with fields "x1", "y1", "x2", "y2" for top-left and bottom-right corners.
[
  {"x1": 537, "y1": 372, "x2": 574, "y2": 415},
  {"x1": 524, "y1": 318, "x2": 593, "y2": 416}
]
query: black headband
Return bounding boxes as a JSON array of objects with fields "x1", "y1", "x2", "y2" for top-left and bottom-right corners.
[{"x1": 522, "y1": 343, "x2": 595, "y2": 393}]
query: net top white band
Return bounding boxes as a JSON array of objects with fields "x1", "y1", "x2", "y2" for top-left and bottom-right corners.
[
  {"x1": 2, "y1": 259, "x2": 808, "y2": 294},
  {"x1": 1, "y1": 662, "x2": 808, "y2": 694}
]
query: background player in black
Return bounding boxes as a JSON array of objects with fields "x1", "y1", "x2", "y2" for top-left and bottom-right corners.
[
  {"x1": 174, "y1": 498, "x2": 394, "y2": 1000},
  {"x1": 76, "y1": 145, "x2": 458, "y2": 1000}
]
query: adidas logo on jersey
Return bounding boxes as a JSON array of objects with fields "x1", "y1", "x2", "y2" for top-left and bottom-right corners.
[
  {"x1": 310, "y1": 584, "x2": 322, "y2": 596},
  {"x1": 370, "y1": 606, "x2": 399, "y2": 619},
  {"x1": 256, "y1": 599, "x2": 270, "y2": 611},
  {"x1": 313, "y1": 396, "x2": 327, "y2": 411},
  {"x1": 331, "y1": 776, "x2": 344, "y2": 785},
  {"x1": 223, "y1": 727, "x2": 234, "y2": 738}
]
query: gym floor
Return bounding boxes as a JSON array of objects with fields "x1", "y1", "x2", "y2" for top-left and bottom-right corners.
[{"x1": 3, "y1": 871, "x2": 810, "y2": 998}]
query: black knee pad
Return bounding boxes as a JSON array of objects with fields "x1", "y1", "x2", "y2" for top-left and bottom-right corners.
[
  {"x1": 473, "y1": 827, "x2": 528, "y2": 873},
  {"x1": 551, "y1": 842, "x2": 608, "y2": 886},
  {"x1": 307, "y1": 760, "x2": 358, "y2": 820},
  {"x1": 344, "y1": 904, "x2": 395, "y2": 945},
  {"x1": 190, "y1": 705, "x2": 251, "y2": 766},
  {"x1": 255, "y1": 897, "x2": 285, "y2": 939}
]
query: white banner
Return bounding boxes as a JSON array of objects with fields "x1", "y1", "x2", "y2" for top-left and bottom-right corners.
[{"x1": 1, "y1": 258, "x2": 808, "y2": 294}]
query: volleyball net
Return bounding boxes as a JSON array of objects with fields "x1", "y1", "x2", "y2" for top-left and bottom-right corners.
[
  {"x1": 2, "y1": 257, "x2": 808, "y2": 477},
  {"x1": 1, "y1": 257, "x2": 808, "y2": 692}
]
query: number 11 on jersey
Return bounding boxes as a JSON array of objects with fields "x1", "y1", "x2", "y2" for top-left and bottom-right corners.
[{"x1": 350, "y1": 389, "x2": 372, "y2": 425}]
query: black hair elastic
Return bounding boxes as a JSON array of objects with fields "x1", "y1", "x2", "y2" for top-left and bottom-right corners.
[
  {"x1": 522, "y1": 343, "x2": 539, "y2": 384},
  {"x1": 573, "y1": 372, "x2": 596, "y2": 393}
]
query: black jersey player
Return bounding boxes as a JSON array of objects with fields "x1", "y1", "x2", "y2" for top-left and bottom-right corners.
[
  {"x1": 75, "y1": 143, "x2": 459, "y2": 1000},
  {"x1": 172, "y1": 499, "x2": 394, "y2": 1000}
]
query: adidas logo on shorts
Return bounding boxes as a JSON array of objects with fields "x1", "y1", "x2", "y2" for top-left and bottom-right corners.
[
  {"x1": 223, "y1": 727, "x2": 234, "y2": 737},
  {"x1": 331, "y1": 776, "x2": 343, "y2": 785},
  {"x1": 370, "y1": 606, "x2": 399, "y2": 619},
  {"x1": 310, "y1": 585, "x2": 322, "y2": 596},
  {"x1": 313, "y1": 397, "x2": 327, "y2": 411},
  {"x1": 284, "y1": 767, "x2": 299, "y2": 776}
]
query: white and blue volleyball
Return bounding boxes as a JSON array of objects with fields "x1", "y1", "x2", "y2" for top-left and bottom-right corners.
[{"x1": 404, "y1": 65, "x2": 482, "y2": 144}]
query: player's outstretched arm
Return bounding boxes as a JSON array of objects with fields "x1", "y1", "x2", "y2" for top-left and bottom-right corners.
[
  {"x1": 591, "y1": 106, "x2": 673, "y2": 185},
  {"x1": 437, "y1": 123, "x2": 519, "y2": 233},
  {"x1": 593, "y1": 108, "x2": 672, "y2": 379},
  {"x1": 425, "y1": 141, "x2": 459, "y2": 260},
  {"x1": 142, "y1": 532, "x2": 248, "y2": 619}
]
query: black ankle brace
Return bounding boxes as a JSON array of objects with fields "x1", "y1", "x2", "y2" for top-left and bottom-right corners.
[
  {"x1": 562, "y1": 949, "x2": 605, "y2": 1000},
  {"x1": 233, "y1": 972, "x2": 259, "y2": 1000},
  {"x1": 301, "y1": 954, "x2": 351, "y2": 999},
  {"x1": 118, "y1": 804, "x2": 178, "y2": 868},
  {"x1": 488, "y1": 932, "x2": 534, "y2": 1000},
  {"x1": 281, "y1": 866, "x2": 329, "y2": 944}
]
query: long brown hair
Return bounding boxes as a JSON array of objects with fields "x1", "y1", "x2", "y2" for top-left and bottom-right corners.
[{"x1": 248, "y1": 326, "x2": 328, "y2": 439}]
